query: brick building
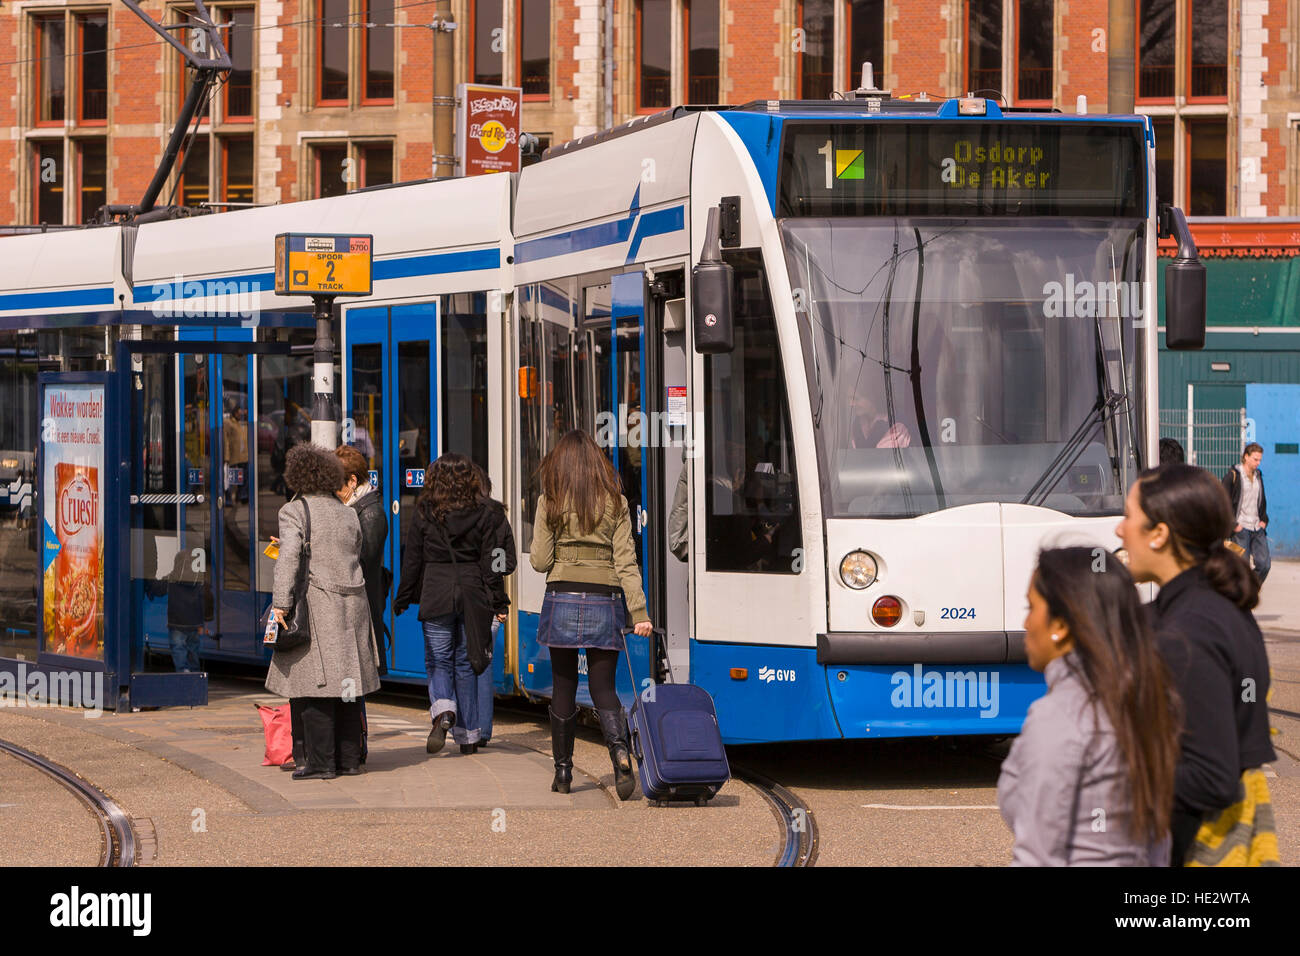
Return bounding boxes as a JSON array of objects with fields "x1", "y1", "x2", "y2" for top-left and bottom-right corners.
[{"x1": 1, "y1": 0, "x2": 1297, "y2": 223}]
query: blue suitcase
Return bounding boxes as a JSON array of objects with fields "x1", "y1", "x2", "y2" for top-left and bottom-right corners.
[{"x1": 625, "y1": 630, "x2": 730, "y2": 806}]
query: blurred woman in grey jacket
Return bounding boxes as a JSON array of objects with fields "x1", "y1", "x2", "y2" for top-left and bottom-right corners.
[
  {"x1": 997, "y1": 547, "x2": 1181, "y2": 865},
  {"x1": 266, "y1": 444, "x2": 382, "y2": 780}
]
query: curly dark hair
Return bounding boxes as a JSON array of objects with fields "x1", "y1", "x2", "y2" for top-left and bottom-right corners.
[
  {"x1": 284, "y1": 443, "x2": 346, "y2": 497},
  {"x1": 418, "y1": 452, "x2": 481, "y2": 521}
]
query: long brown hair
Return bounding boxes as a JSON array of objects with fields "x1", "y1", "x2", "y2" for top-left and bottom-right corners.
[
  {"x1": 418, "y1": 452, "x2": 481, "y2": 521},
  {"x1": 1033, "y1": 547, "x2": 1181, "y2": 844},
  {"x1": 537, "y1": 429, "x2": 622, "y2": 535},
  {"x1": 1136, "y1": 464, "x2": 1259, "y2": 610}
]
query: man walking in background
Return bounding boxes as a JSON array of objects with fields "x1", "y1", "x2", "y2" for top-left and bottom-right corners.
[{"x1": 1224, "y1": 442, "x2": 1271, "y2": 585}]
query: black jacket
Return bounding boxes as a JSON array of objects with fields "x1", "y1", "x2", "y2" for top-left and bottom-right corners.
[
  {"x1": 393, "y1": 501, "x2": 501, "y2": 622},
  {"x1": 1151, "y1": 566, "x2": 1276, "y2": 864},
  {"x1": 350, "y1": 490, "x2": 389, "y2": 671},
  {"x1": 482, "y1": 499, "x2": 517, "y2": 614},
  {"x1": 1222, "y1": 466, "x2": 1268, "y2": 527}
]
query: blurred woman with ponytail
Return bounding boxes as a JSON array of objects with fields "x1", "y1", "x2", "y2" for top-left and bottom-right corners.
[
  {"x1": 1117, "y1": 464, "x2": 1278, "y2": 866},
  {"x1": 998, "y1": 547, "x2": 1180, "y2": 865}
]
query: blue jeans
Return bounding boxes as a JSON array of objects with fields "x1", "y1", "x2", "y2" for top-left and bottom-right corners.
[
  {"x1": 422, "y1": 614, "x2": 480, "y2": 745},
  {"x1": 169, "y1": 628, "x2": 200, "y2": 672},
  {"x1": 1233, "y1": 528, "x2": 1271, "y2": 584},
  {"x1": 476, "y1": 620, "x2": 501, "y2": 742}
]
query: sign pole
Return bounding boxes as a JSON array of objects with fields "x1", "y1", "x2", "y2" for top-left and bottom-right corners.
[{"x1": 311, "y1": 295, "x2": 337, "y2": 449}]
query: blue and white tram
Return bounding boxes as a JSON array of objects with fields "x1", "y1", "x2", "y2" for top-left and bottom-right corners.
[
  {"x1": 506, "y1": 97, "x2": 1204, "y2": 742},
  {"x1": 0, "y1": 94, "x2": 1205, "y2": 734}
]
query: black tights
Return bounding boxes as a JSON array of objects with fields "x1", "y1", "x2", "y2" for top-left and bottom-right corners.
[{"x1": 550, "y1": 647, "x2": 621, "y2": 716}]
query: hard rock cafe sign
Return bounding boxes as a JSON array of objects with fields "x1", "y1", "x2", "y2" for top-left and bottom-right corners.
[{"x1": 456, "y1": 83, "x2": 523, "y2": 177}]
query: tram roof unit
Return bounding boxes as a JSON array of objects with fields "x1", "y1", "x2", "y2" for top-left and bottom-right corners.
[
  {"x1": 127, "y1": 174, "x2": 514, "y2": 319},
  {"x1": 0, "y1": 225, "x2": 127, "y2": 325}
]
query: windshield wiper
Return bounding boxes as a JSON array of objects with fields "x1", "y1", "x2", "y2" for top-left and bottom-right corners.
[{"x1": 1021, "y1": 391, "x2": 1130, "y2": 507}]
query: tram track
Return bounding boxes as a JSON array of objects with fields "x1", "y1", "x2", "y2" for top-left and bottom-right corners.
[
  {"x1": 0, "y1": 739, "x2": 136, "y2": 867},
  {"x1": 731, "y1": 766, "x2": 819, "y2": 867}
]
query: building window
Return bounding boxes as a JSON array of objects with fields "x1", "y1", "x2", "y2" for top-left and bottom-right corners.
[
  {"x1": 1187, "y1": 120, "x2": 1226, "y2": 214},
  {"x1": 1189, "y1": 0, "x2": 1227, "y2": 99},
  {"x1": 847, "y1": 0, "x2": 884, "y2": 89},
  {"x1": 27, "y1": 10, "x2": 110, "y2": 225},
  {"x1": 967, "y1": 0, "x2": 1003, "y2": 96},
  {"x1": 1152, "y1": 118, "x2": 1174, "y2": 203},
  {"x1": 637, "y1": 0, "x2": 671, "y2": 109},
  {"x1": 225, "y1": 7, "x2": 255, "y2": 119},
  {"x1": 472, "y1": 0, "x2": 504, "y2": 84},
  {"x1": 519, "y1": 0, "x2": 550, "y2": 97},
  {"x1": 1138, "y1": 0, "x2": 1175, "y2": 100},
  {"x1": 35, "y1": 16, "x2": 66, "y2": 125},
  {"x1": 179, "y1": 138, "x2": 211, "y2": 206},
  {"x1": 312, "y1": 141, "x2": 394, "y2": 196},
  {"x1": 1016, "y1": 0, "x2": 1052, "y2": 102},
  {"x1": 360, "y1": 143, "x2": 394, "y2": 186},
  {"x1": 799, "y1": 0, "x2": 834, "y2": 99},
  {"x1": 222, "y1": 135, "x2": 254, "y2": 204},
  {"x1": 685, "y1": 1, "x2": 719, "y2": 103},
  {"x1": 33, "y1": 142, "x2": 64, "y2": 224},
  {"x1": 78, "y1": 140, "x2": 107, "y2": 222},
  {"x1": 363, "y1": 0, "x2": 395, "y2": 101},
  {"x1": 315, "y1": 143, "x2": 350, "y2": 198},
  {"x1": 319, "y1": 0, "x2": 350, "y2": 103},
  {"x1": 78, "y1": 14, "x2": 108, "y2": 123}
]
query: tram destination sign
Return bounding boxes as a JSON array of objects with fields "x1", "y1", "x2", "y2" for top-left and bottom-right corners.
[
  {"x1": 274, "y1": 233, "x2": 373, "y2": 297},
  {"x1": 778, "y1": 122, "x2": 1144, "y2": 218}
]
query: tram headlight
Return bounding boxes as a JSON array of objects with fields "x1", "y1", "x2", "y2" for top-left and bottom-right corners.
[{"x1": 839, "y1": 550, "x2": 878, "y2": 589}]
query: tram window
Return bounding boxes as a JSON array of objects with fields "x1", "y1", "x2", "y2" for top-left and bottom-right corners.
[
  {"x1": 442, "y1": 293, "x2": 489, "y2": 472},
  {"x1": 396, "y1": 339, "x2": 432, "y2": 493},
  {"x1": 518, "y1": 282, "x2": 577, "y2": 550},
  {"x1": 351, "y1": 343, "x2": 383, "y2": 474},
  {"x1": 222, "y1": 358, "x2": 251, "y2": 593},
  {"x1": 256, "y1": 329, "x2": 335, "y2": 584},
  {"x1": 703, "y1": 252, "x2": 802, "y2": 574}
]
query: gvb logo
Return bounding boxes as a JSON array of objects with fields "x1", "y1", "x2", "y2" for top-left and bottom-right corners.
[{"x1": 757, "y1": 667, "x2": 796, "y2": 684}]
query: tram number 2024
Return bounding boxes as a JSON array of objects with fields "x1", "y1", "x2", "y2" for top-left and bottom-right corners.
[{"x1": 940, "y1": 607, "x2": 977, "y2": 620}]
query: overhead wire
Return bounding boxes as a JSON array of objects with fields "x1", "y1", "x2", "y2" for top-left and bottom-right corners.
[{"x1": 0, "y1": 0, "x2": 442, "y2": 70}]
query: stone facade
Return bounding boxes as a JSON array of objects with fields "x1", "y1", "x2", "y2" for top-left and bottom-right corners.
[{"x1": 0, "y1": 0, "x2": 1296, "y2": 223}]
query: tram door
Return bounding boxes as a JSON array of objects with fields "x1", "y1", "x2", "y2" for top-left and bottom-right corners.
[
  {"x1": 345, "y1": 303, "x2": 437, "y2": 679},
  {"x1": 607, "y1": 271, "x2": 657, "y2": 695},
  {"x1": 131, "y1": 344, "x2": 260, "y2": 687}
]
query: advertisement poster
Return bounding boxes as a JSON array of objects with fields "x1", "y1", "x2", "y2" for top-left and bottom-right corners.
[
  {"x1": 456, "y1": 83, "x2": 522, "y2": 177},
  {"x1": 41, "y1": 384, "x2": 105, "y2": 661}
]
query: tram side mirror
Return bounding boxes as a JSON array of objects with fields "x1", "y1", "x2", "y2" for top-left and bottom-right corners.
[
  {"x1": 1159, "y1": 204, "x2": 1206, "y2": 351},
  {"x1": 692, "y1": 205, "x2": 735, "y2": 354}
]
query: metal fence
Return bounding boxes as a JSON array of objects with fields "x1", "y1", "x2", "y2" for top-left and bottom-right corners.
[{"x1": 1159, "y1": 408, "x2": 1247, "y2": 476}]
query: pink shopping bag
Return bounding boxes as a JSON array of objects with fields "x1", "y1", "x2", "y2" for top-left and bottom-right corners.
[{"x1": 257, "y1": 703, "x2": 293, "y2": 766}]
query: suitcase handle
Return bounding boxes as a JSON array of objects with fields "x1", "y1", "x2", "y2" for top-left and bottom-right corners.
[{"x1": 620, "y1": 625, "x2": 668, "y2": 697}]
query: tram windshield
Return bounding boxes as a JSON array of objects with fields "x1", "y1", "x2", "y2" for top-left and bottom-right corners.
[{"x1": 781, "y1": 218, "x2": 1145, "y2": 518}]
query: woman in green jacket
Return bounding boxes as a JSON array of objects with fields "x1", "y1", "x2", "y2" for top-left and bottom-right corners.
[{"x1": 532, "y1": 429, "x2": 654, "y2": 799}]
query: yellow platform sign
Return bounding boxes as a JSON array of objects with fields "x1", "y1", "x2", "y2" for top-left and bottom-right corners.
[{"x1": 274, "y1": 233, "x2": 373, "y2": 297}]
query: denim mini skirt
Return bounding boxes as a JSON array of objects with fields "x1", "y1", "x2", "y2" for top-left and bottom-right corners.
[{"x1": 538, "y1": 591, "x2": 627, "y2": 650}]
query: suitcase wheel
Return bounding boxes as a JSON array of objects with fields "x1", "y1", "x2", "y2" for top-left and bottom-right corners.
[{"x1": 695, "y1": 795, "x2": 708, "y2": 807}]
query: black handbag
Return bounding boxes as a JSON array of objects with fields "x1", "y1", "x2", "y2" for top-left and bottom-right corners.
[
  {"x1": 432, "y1": 515, "x2": 493, "y2": 676},
  {"x1": 260, "y1": 498, "x2": 312, "y2": 652}
]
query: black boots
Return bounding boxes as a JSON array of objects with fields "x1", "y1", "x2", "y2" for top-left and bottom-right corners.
[
  {"x1": 597, "y1": 708, "x2": 636, "y2": 801},
  {"x1": 549, "y1": 707, "x2": 576, "y2": 794}
]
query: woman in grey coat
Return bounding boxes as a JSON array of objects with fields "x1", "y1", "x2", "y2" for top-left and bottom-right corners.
[
  {"x1": 266, "y1": 443, "x2": 382, "y2": 780},
  {"x1": 997, "y1": 547, "x2": 1181, "y2": 865}
]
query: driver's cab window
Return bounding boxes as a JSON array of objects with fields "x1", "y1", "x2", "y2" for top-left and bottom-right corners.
[{"x1": 703, "y1": 251, "x2": 802, "y2": 573}]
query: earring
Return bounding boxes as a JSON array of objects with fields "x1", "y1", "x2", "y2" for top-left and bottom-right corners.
[
  {"x1": 1149, "y1": 542, "x2": 1158, "y2": 549},
  {"x1": 1051, "y1": 633, "x2": 1061, "y2": 643}
]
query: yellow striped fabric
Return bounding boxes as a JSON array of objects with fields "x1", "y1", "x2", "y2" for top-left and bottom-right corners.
[{"x1": 1185, "y1": 769, "x2": 1281, "y2": 867}]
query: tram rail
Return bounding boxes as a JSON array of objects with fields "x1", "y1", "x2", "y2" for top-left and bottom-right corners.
[
  {"x1": 0, "y1": 739, "x2": 136, "y2": 867},
  {"x1": 732, "y1": 766, "x2": 819, "y2": 868}
]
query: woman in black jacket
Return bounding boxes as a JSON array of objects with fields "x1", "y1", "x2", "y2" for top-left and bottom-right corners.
[
  {"x1": 1116, "y1": 463, "x2": 1276, "y2": 865},
  {"x1": 393, "y1": 453, "x2": 501, "y2": 755}
]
